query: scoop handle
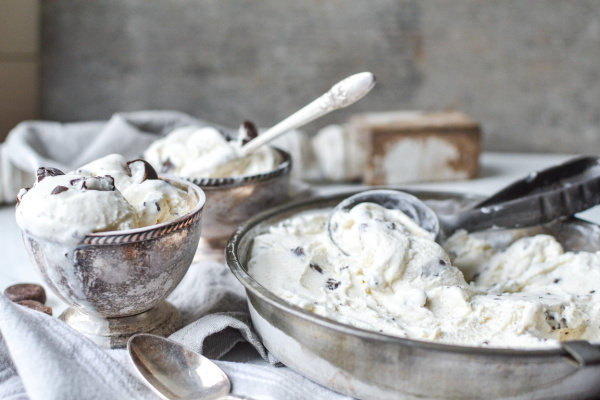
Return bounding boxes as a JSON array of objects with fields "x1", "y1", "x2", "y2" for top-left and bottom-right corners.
[
  {"x1": 440, "y1": 156, "x2": 600, "y2": 237},
  {"x1": 239, "y1": 72, "x2": 375, "y2": 156}
]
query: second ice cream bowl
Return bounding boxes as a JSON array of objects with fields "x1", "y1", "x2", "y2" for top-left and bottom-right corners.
[
  {"x1": 226, "y1": 191, "x2": 600, "y2": 400},
  {"x1": 20, "y1": 177, "x2": 206, "y2": 349},
  {"x1": 185, "y1": 147, "x2": 292, "y2": 261}
]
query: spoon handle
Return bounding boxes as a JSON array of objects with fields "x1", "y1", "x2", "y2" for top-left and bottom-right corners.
[{"x1": 239, "y1": 72, "x2": 376, "y2": 156}]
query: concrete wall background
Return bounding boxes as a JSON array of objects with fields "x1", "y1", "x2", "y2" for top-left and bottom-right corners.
[{"x1": 40, "y1": 1, "x2": 600, "y2": 153}]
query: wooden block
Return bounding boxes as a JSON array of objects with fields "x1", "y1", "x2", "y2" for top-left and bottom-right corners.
[{"x1": 348, "y1": 111, "x2": 481, "y2": 185}]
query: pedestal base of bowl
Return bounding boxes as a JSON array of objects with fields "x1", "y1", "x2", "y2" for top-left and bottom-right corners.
[
  {"x1": 193, "y1": 237, "x2": 229, "y2": 263},
  {"x1": 59, "y1": 301, "x2": 181, "y2": 349}
]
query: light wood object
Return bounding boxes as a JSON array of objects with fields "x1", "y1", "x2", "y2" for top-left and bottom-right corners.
[{"x1": 348, "y1": 111, "x2": 481, "y2": 185}]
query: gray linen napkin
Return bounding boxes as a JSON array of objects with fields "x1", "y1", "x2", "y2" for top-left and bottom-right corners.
[
  {"x1": 0, "y1": 259, "x2": 353, "y2": 400},
  {"x1": 0, "y1": 110, "x2": 210, "y2": 203}
]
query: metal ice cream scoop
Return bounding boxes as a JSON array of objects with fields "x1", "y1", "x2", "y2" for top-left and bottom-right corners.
[
  {"x1": 128, "y1": 333, "x2": 252, "y2": 400},
  {"x1": 328, "y1": 156, "x2": 600, "y2": 254}
]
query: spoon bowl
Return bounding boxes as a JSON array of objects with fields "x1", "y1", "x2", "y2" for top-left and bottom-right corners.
[
  {"x1": 128, "y1": 333, "x2": 250, "y2": 400},
  {"x1": 328, "y1": 156, "x2": 600, "y2": 247}
]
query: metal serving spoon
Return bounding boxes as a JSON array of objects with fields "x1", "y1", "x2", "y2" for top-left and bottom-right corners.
[
  {"x1": 328, "y1": 156, "x2": 600, "y2": 254},
  {"x1": 128, "y1": 333, "x2": 251, "y2": 400},
  {"x1": 238, "y1": 71, "x2": 376, "y2": 156}
]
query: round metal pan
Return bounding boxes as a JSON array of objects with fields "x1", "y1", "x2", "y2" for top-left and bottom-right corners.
[{"x1": 226, "y1": 190, "x2": 600, "y2": 400}]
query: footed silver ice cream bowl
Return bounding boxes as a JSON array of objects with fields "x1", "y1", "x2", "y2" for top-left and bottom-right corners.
[
  {"x1": 227, "y1": 190, "x2": 600, "y2": 400},
  {"x1": 185, "y1": 147, "x2": 291, "y2": 261},
  {"x1": 20, "y1": 177, "x2": 206, "y2": 349}
]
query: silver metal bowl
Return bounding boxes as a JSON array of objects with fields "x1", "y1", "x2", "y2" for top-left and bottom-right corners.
[
  {"x1": 21, "y1": 177, "x2": 206, "y2": 349},
  {"x1": 226, "y1": 190, "x2": 600, "y2": 400},
  {"x1": 185, "y1": 147, "x2": 292, "y2": 261}
]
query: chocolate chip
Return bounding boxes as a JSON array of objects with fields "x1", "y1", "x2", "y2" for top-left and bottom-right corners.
[
  {"x1": 310, "y1": 262, "x2": 323, "y2": 274},
  {"x1": 161, "y1": 158, "x2": 175, "y2": 173},
  {"x1": 51, "y1": 186, "x2": 69, "y2": 195},
  {"x1": 127, "y1": 159, "x2": 159, "y2": 183},
  {"x1": 36, "y1": 167, "x2": 65, "y2": 183},
  {"x1": 553, "y1": 278, "x2": 561, "y2": 284},
  {"x1": 16, "y1": 188, "x2": 30, "y2": 204},
  {"x1": 16, "y1": 300, "x2": 52, "y2": 316},
  {"x1": 72, "y1": 176, "x2": 115, "y2": 191},
  {"x1": 4, "y1": 283, "x2": 47, "y2": 304},
  {"x1": 326, "y1": 278, "x2": 341, "y2": 290},
  {"x1": 292, "y1": 246, "x2": 305, "y2": 257},
  {"x1": 241, "y1": 120, "x2": 259, "y2": 145}
]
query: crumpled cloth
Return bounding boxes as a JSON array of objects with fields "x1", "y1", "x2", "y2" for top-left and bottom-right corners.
[
  {"x1": 0, "y1": 110, "x2": 209, "y2": 203},
  {"x1": 0, "y1": 110, "x2": 317, "y2": 204},
  {"x1": 0, "y1": 259, "x2": 353, "y2": 400}
]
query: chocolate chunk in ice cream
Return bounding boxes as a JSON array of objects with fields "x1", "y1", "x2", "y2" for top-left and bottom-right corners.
[
  {"x1": 127, "y1": 159, "x2": 159, "y2": 183},
  {"x1": 36, "y1": 167, "x2": 65, "y2": 183}
]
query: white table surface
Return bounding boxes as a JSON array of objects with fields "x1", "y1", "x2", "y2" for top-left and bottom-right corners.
[{"x1": 2, "y1": 152, "x2": 599, "y2": 358}]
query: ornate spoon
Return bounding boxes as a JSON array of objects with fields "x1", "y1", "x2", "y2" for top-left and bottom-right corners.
[
  {"x1": 239, "y1": 72, "x2": 376, "y2": 156},
  {"x1": 128, "y1": 333, "x2": 251, "y2": 400}
]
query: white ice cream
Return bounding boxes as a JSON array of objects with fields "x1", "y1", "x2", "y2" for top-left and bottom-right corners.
[
  {"x1": 248, "y1": 203, "x2": 600, "y2": 348},
  {"x1": 15, "y1": 154, "x2": 196, "y2": 244},
  {"x1": 143, "y1": 126, "x2": 281, "y2": 178}
]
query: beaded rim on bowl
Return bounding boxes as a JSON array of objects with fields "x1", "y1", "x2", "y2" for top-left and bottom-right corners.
[
  {"x1": 83, "y1": 177, "x2": 206, "y2": 246},
  {"x1": 183, "y1": 148, "x2": 292, "y2": 188}
]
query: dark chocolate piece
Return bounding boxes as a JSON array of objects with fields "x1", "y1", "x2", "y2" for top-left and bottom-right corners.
[
  {"x1": 36, "y1": 167, "x2": 65, "y2": 183},
  {"x1": 292, "y1": 246, "x2": 305, "y2": 257},
  {"x1": 71, "y1": 176, "x2": 115, "y2": 191},
  {"x1": 51, "y1": 186, "x2": 69, "y2": 195},
  {"x1": 4, "y1": 283, "x2": 47, "y2": 304},
  {"x1": 16, "y1": 300, "x2": 52, "y2": 316},
  {"x1": 310, "y1": 262, "x2": 323, "y2": 274},
  {"x1": 16, "y1": 188, "x2": 30, "y2": 204},
  {"x1": 161, "y1": 158, "x2": 175, "y2": 173},
  {"x1": 241, "y1": 120, "x2": 259, "y2": 145},
  {"x1": 127, "y1": 159, "x2": 159, "y2": 183},
  {"x1": 326, "y1": 278, "x2": 341, "y2": 290}
]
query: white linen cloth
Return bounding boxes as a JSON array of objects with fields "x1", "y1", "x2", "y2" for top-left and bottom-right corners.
[
  {"x1": 0, "y1": 259, "x2": 353, "y2": 400},
  {"x1": 0, "y1": 111, "x2": 352, "y2": 399}
]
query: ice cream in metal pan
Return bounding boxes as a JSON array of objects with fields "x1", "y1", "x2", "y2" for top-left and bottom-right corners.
[{"x1": 227, "y1": 191, "x2": 600, "y2": 400}]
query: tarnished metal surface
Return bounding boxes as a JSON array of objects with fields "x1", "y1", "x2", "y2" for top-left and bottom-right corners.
[
  {"x1": 190, "y1": 148, "x2": 291, "y2": 241},
  {"x1": 21, "y1": 177, "x2": 206, "y2": 348},
  {"x1": 226, "y1": 191, "x2": 600, "y2": 400}
]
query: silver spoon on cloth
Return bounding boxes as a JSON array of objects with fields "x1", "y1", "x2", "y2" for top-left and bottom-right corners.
[
  {"x1": 238, "y1": 71, "x2": 376, "y2": 156},
  {"x1": 328, "y1": 156, "x2": 600, "y2": 254},
  {"x1": 128, "y1": 333, "x2": 252, "y2": 400}
]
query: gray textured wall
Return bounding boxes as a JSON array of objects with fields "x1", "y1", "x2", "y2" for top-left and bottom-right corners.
[{"x1": 41, "y1": 1, "x2": 600, "y2": 153}]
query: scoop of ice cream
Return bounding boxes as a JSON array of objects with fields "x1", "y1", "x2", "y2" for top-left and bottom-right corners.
[
  {"x1": 75, "y1": 154, "x2": 195, "y2": 226},
  {"x1": 16, "y1": 154, "x2": 196, "y2": 244},
  {"x1": 142, "y1": 126, "x2": 281, "y2": 178},
  {"x1": 15, "y1": 171, "x2": 137, "y2": 244}
]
